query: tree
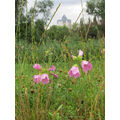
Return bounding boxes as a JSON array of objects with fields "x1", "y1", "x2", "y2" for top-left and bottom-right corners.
[
  {"x1": 86, "y1": 0, "x2": 105, "y2": 36},
  {"x1": 27, "y1": 0, "x2": 54, "y2": 23},
  {"x1": 35, "y1": 19, "x2": 45, "y2": 43},
  {"x1": 15, "y1": 0, "x2": 27, "y2": 25},
  {"x1": 36, "y1": 0, "x2": 54, "y2": 24},
  {"x1": 15, "y1": 0, "x2": 54, "y2": 42},
  {"x1": 47, "y1": 25, "x2": 69, "y2": 42},
  {"x1": 28, "y1": 7, "x2": 38, "y2": 20},
  {"x1": 95, "y1": 0, "x2": 105, "y2": 20},
  {"x1": 86, "y1": 0, "x2": 105, "y2": 21}
]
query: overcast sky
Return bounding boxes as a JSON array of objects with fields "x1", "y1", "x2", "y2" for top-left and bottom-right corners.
[{"x1": 27, "y1": 0, "x2": 92, "y2": 26}]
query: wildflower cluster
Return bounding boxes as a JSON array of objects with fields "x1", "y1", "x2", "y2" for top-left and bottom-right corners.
[
  {"x1": 33, "y1": 50, "x2": 92, "y2": 84},
  {"x1": 49, "y1": 65, "x2": 58, "y2": 79},
  {"x1": 68, "y1": 50, "x2": 92, "y2": 79},
  {"x1": 33, "y1": 64, "x2": 58, "y2": 85}
]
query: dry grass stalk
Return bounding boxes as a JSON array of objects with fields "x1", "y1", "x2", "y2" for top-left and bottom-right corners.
[{"x1": 25, "y1": 88, "x2": 31, "y2": 117}]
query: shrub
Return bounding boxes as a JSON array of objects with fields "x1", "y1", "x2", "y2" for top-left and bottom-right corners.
[
  {"x1": 87, "y1": 25, "x2": 98, "y2": 38},
  {"x1": 35, "y1": 19, "x2": 45, "y2": 43},
  {"x1": 47, "y1": 25, "x2": 70, "y2": 42}
]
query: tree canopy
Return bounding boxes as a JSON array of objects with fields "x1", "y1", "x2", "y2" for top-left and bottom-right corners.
[
  {"x1": 15, "y1": 0, "x2": 54, "y2": 42},
  {"x1": 86, "y1": 0, "x2": 105, "y2": 21}
]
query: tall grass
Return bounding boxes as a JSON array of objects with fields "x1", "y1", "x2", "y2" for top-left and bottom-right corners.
[{"x1": 15, "y1": 0, "x2": 105, "y2": 119}]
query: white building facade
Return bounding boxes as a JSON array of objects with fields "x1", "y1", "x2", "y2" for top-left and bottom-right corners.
[{"x1": 57, "y1": 15, "x2": 71, "y2": 28}]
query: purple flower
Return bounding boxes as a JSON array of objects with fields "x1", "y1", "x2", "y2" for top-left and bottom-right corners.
[
  {"x1": 33, "y1": 64, "x2": 42, "y2": 71},
  {"x1": 51, "y1": 73, "x2": 58, "y2": 79},
  {"x1": 81, "y1": 60, "x2": 92, "y2": 74},
  {"x1": 41, "y1": 74, "x2": 50, "y2": 85},
  {"x1": 49, "y1": 65, "x2": 56, "y2": 72},
  {"x1": 78, "y1": 50, "x2": 83, "y2": 56},
  {"x1": 33, "y1": 75, "x2": 41, "y2": 84},
  {"x1": 71, "y1": 55, "x2": 75, "y2": 59},
  {"x1": 68, "y1": 66, "x2": 81, "y2": 79}
]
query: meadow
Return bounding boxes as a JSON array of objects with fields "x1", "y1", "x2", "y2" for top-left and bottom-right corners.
[
  {"x1": 15, "y1": 0, "x2": 105, "y2": 119},
  {"x1": 15, "y1": 37, "x2": 105, "y2": 120}
]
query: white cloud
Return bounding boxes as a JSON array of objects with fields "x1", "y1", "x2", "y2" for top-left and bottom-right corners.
[
  {"x1": 54, "y1": 0, "x2": 87, "y2": 6},
  {"x1": 27, "y1": 0, "x2": 92, "y2": 26},
  {"x1": 50, "y1": 2, "x2": 92, "y2": 26}
]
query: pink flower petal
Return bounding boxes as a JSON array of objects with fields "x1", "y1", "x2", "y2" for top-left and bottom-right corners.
[
  {"x1": 81, "y1": 60, "x2": 92, "y2": 74},
  {"x1": 33, "y1": 64, "x2": 42, "y2": 71},
  {"x1": 41, "y1": 74, "x2": 50, "y2": 85},
  {"x1": 68, "y1": 66, "x2": 81, "y2": 79},
  {"x1": 51, "y1": 73, "x2": 58, "y2": 79},
  {"x1": 33, "y1": 75, "x2": 41, "y2": 84},
  {"x1": 79, "y1": 50, "x2": 84, "y2": 56},
  {"x1": 71, "y1": 55, "x2": 75, "y2": 59},
  {"x1": 49, "y1": 65, "x2": 56, "y2": 72}
]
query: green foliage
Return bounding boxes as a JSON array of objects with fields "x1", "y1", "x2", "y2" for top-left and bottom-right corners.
[
  {"x1": 71, "y1": 17, "x2": 104, "y2": 40},
  {"x1": 15, "y1": 58, "x2": 105, "y2": 119},
  {"x1": 35, "y1": 19, "x2": 45, "y2": 43},
  {"x1": 88, "y1": 25, "x2": 98, "y2": 38},
  {"x1": 15, "y1": 19, "x2": 45, "y2": 43},
  {"x1": 86, "y1": 0, "x2": 105, "y2": 20},
  {"x1": 15, "y1": 0, "x2": 27, "y2": 25},
  {"x1": 15, "y1": 0, "x2": 54, "y2": 43},
  {"x1": 86, "y1": 0, "x2": 105, "y2": 36},
  {"x1": 95, "y1": 0, "x2": 105, "y2": 20},
  {"x1": 15, "y1": 1, "x2": 105, "y2": 119},
  {"x1": 15, "y1": 37, "x2": 104, "y2": 64},
  {"x1": 28, "y1": 7, "x2": 38, "y2": 19},
  {"x1": 71, "y1": 23, "x2": 98, "y2": 39},
  {"x1": 36, "y1": 0, "x2": 54, "y2": 24},
  {"x1": 47, "y1": 25, "x2": 70, "y2": 42}
]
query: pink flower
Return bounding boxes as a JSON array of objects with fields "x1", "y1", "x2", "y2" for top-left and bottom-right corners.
[
  {"x1": 33, "y1": 64, "x2": 42, "y2": 71},
  {"x1": 41, "y1": 74, "x2": 50, "y2": 85},
  {"x1": 68, "y1": 66, "x2": 81, "y2": 79},
  {"x1": 79, "y1": 50, "x2": 83, "y2": 56},
  {"x1": 71, "y1": 55, "x2": 75, "y2": 59},
  {"x1": 33, "y1": 75, "x2": 41, "y2": 84},
  {"x1": 51, "y1": 73, "x2": 58, "y2": 79},
  {"x1": 81, "y1": 60, "x2": 92, "y2": 74},
  {"x1": 49, "y1": 65, "x2": 55, "y2": 72}
]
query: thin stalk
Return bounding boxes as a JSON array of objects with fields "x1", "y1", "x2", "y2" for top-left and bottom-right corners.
[
  {"x1": 31, "y1": 0, "x2": 37, "y2": 44},
  {"x1": 75, "y1": 9, "x2": 83, "y2": 24},
  {"x1": 25, "y1": 0, "x2": 28, "y2": 41},
  {"x1": 45, "y1": 2, "x2": 61, "y2": 31},
  {"x1": 39, "y1": 2, "x2": 62, "y2": 45},
  {"x1": 16, "y1": 0, "x2": 25, "y2": 41}
]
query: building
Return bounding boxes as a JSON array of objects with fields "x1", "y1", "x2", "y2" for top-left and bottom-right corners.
[{"x1": 57, "y1": 15, "x2": 71, "y2": 28}]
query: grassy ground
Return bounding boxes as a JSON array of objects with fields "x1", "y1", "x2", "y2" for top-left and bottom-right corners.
[
  {"x1": 15, "y1": 39, "x2": 105, "y2": 119},
  {"x1": 15, "y1": 1, "x2": 105, "y2": 119},
  {"x1": 15, "y1": 38, "x2": 104, "y2": 64}
]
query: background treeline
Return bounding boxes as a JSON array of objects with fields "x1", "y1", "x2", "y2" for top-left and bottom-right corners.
[
  {"x1": 15, "y1": 0, "x2": 105, "y2": 64},
  {"x1": 15, "y1": 0, "x2": 53, "y2": 43},
  {"x1": 15, "y1": 0, "x2": 105, "y2": 43}
]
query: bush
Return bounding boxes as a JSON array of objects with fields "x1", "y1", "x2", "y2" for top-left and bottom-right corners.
[
  {"x1": 47, "y1": 25, "x2": 70, "y2": 42},
  {"x1": 15, "y1": 19, "x2": 45, "y2": 43},
  {"x1": 35, "y1": 19, "x2": 45, "y2": 43},
  {"x1": 87, "y1": 25, "x2": 98, "y2": 38},
  {"x1": 15, "y1": 37, "x2": 104, "y2": 64}
]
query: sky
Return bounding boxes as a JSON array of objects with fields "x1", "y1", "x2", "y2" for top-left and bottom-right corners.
[{"x1": 27, "y1": 0, "x2": 92, "y2": 26}]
